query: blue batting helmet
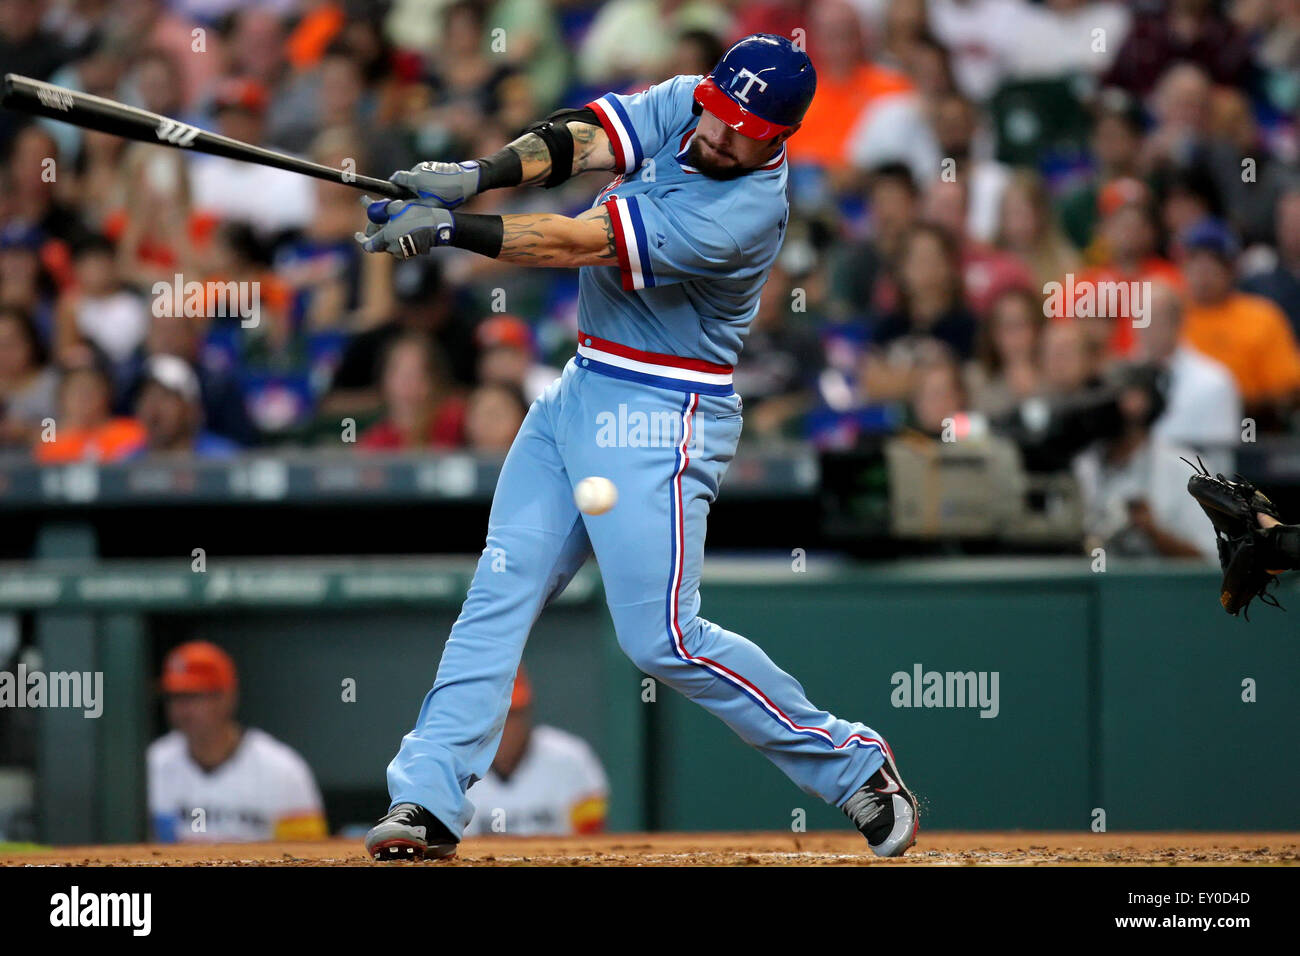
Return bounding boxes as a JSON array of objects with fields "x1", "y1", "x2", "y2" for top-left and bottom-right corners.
[{"x1": 693, "y1": 34, "x2": 817, "y2": 140}]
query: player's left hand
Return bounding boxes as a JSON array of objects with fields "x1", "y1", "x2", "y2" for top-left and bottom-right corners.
[
  {"x1": 355, "y1": 196, "x2": 454, "y2": 259},
  {"x1": 389, "y1": 161, "x2": 481, "y2": 208}
]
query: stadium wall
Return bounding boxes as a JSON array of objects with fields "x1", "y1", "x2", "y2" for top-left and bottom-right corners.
[{"x1": 10, "y1": 558, "x2": 1298, "y2": 842}]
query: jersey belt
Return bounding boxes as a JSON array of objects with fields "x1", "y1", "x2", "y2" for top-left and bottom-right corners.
[{"x1": 575, "y1": 332, "x2": 735, "y2": 396}]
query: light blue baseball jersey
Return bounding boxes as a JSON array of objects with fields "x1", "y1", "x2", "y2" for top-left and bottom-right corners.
[{"x1": 580, "y1": 75, "x2": 790, "y2": 368}]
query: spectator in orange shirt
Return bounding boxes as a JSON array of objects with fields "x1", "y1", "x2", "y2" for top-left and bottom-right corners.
[
  {"x1": 1067, "y1": 180, "x2": 1183, "y2": 359},
  {"x1": 285, "y1": 1, "x2": 347, "y2": 71},
  {"x1": 358, "y1": 332, "x2": 465, "y2": 451},
  {"x1": 1179, "y1": 219, "x2": 1300, "y2": 424},
  {"x1": 788, "y1": 0, "x2": 914, "y2": 179},
  {"x1": 33, "y1": 361, "x2": 144, "y2": 464}
]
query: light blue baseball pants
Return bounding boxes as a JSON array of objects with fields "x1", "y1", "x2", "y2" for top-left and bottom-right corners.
[{"x1": 386, "y1": 358, "x2": 887, "y2": 834}]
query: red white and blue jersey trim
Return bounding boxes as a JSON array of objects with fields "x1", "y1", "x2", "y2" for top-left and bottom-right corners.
[
  {"x1": 665, "y1": 393, "x2": 887, "y2": 755},
  {"x1": 587, "y1": 94, "x2": 644, "y2": 175},
  {"x1": 602, "y1": 195, "x2": 655, "y2": 291},
  {"x1": 576, "y1": 332, "x2": 734, "y2": 396}
]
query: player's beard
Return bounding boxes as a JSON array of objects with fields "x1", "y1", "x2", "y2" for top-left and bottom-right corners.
[{"x1": 685, "y1": 138, "x2": 750, "y2": 181}]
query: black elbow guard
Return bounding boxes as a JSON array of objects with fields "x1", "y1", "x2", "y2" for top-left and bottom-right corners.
[{"x1": 526, "y1": 106, "x2": 600, "y2": 188}]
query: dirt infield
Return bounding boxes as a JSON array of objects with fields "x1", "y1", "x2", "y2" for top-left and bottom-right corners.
[{"x1": 3, "y1": 832, "x2": 1297, "y2": 866}]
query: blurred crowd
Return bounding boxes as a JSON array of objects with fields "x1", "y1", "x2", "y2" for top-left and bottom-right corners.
[{"x1": 0, "y1": 0, "x2": 1298, "y2": 466}]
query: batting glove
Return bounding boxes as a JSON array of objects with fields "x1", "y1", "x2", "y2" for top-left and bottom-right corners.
[
  {"x1": 388, "y1": 161, "x2": 481, "y2": 209},
  {"x1": 355, "y1": 196, "x2": 455, "y2": 259}
]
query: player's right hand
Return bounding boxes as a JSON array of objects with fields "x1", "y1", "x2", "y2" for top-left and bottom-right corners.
[
  {"x1": 355, "y1": 196, "x2": 455, "y2": 259},
  {"x1": 389, "y1": 161, "x2": 481, "y2": 209}
]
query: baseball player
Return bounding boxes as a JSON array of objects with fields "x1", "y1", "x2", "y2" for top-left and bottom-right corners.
[
  {"x1": 148, "y1": 642, "x2": 328, "y2": 843},
  {"x1": 359, "y1": 34, "x2": 918, "y2": 860},
  {"x1": 462, "y1": 669, "x2": 609, "y2": 837}
]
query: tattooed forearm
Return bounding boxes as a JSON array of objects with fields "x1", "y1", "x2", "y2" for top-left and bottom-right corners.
[
  {"x1": 571, "y1": 122, "x2": 616, "y2": 173},
  {"x1": 497, "y1": 209, "x2": 618, "y2": 267},
  {"x1": 508, "y1": 133, "x2": 553, "y2": 186},
  {"x1": 500, "y1": 216, "x2": 552, "y2": 262},
  {"x1": 576, "y1": 206, "x2": 618, "y2": 260},
  {"x1": 505, "y1": 121, "x2": 616, "y2": 186}
]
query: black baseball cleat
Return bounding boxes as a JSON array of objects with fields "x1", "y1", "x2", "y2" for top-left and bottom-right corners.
[
  {"x1": 842, "y1": 748, "x2": 919, "y2": 858},
  {"x1": 365, "y1": 803, "x2": 459, "y2": 861}
]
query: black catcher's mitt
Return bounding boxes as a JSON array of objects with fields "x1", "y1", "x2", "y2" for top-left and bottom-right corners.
[{"x1": 1183, "y1": 457, "x2": 1286, "y2": 618}]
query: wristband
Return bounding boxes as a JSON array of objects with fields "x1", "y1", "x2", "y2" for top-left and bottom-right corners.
[
  {"x1": 449, "y1": 213, "x2": 505, "y2": 258},
  {"x1": 474, "y1": 150, "x2": 524, "y2": 192}
]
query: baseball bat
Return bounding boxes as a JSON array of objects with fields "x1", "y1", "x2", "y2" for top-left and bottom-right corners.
[{"x1": 1, "y1": 73, "x2": 415, "y2": 200}]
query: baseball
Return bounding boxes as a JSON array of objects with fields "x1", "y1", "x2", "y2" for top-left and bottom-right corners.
[{"x1": 574, "y1": 476, "x2": 618, "y2": 515}]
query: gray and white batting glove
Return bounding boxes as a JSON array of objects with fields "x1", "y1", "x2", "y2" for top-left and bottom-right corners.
[
  {"x1": 355, "y1": 196, "x2": 455, "y2": 259},
  {"x1": 388, "y1": 161, "x2": 481, "y2": 209}
]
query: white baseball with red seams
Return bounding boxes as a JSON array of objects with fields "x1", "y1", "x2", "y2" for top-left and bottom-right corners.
[{"x1": 574, "y1": 476, "x2": 618, "y2": 515}]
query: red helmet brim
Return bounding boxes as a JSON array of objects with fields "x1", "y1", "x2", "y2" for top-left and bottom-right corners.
[{"x1": 693, "y1": 76, "x2": 795, "y2": 140}]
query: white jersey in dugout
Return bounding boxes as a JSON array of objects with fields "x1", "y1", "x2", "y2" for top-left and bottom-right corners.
[
  {"x1": 464, "y1": 725, "x2": 608, "y2": 836},
  {"x1": 147, "y1": 727, "x2": 327, "y2": 842}
]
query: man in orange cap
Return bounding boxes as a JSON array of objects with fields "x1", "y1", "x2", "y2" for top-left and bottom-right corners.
[
  {"x1": 475, "y1": 315, "x2": 561, "y2": 403},
  {"x1": 189, "y1": 77, "x2": 315, "y2": 237},
  {"x1": 463, "y1": 668, "x2": 608, "y2": 837},
  {"x1": 147, "y1": 641, "x2": 327, "y2": 843}
]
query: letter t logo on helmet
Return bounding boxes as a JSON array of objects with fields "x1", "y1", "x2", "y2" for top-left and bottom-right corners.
[
  {"x1": 732, "y1": 68, "x2": 771, "y2": 103},
  {"x1": 693, "y1": 34, "x2": 817, "y2": 140}
]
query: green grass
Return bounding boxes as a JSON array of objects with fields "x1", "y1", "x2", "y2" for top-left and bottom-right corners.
[{"x1": 0, "y1": 842, "x2": 47, "y2": 853}]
